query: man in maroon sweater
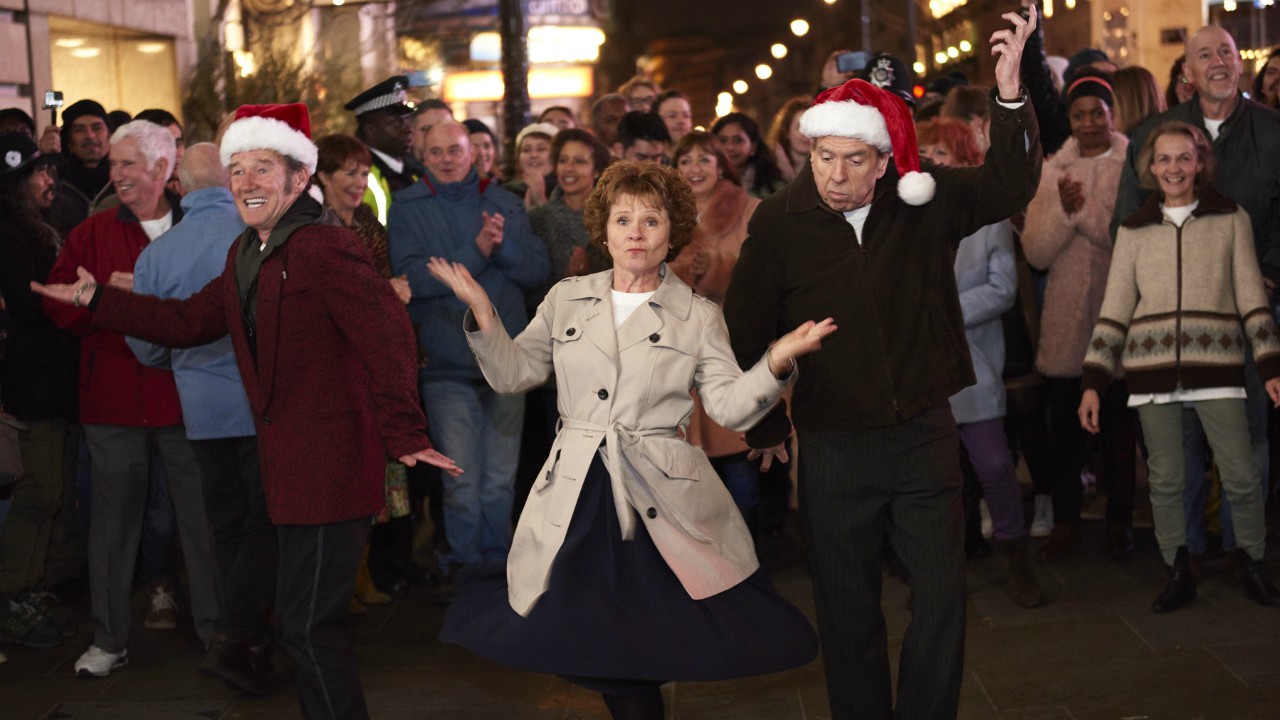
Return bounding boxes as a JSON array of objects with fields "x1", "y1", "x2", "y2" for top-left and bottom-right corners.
[{"x1": 36, "y1": 103, "x2": 459, "y2": 720}]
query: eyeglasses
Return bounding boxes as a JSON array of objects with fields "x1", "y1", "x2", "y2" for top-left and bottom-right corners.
[{"x1": 33, "y1": 164, "x2": 58, "y2": 180}]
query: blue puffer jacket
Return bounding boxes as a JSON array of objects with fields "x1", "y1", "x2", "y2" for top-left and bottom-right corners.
[{"x1": 388, "y1": 170, "x2": 551, "y2": 381}]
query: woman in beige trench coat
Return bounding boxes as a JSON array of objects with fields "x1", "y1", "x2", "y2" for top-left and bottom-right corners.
[{"x1": 432, "y1": 162, "x2": 833, "y2": 720}]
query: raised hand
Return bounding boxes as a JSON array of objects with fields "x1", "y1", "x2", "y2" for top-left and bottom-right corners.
[
  {"x1": 475, "y1": 211, "x2": 506, "y2": 258},
  {"x1": 821, "y1": 50, "x2": 857, "y2": 89},
  {"x1": 990, "y1": 4, "x2": 1037, "y2": 100},
  {"x1": 31, "y1": 266, "x2": 98, "y2": 307},
  {"x1": 1058, "y1": 174, "x2": 1084, "y2": 215},
  {"x1": 767, "y1": 317, "x2": 838, "y2": 377},
  {"x1": 427, "y1": 257, "x2": 495, "y2": 331}
]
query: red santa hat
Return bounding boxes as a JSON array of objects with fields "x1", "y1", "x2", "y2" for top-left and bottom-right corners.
[
  {"x1": 219, "y1": 103, "x2": 318, "y2": 175},
  {"x1": 798, "y1": 79, "x2": 935, "y2": 206}
]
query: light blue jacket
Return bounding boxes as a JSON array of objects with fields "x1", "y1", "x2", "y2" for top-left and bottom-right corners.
[
  {"x1": 125, "y1": 187, "x2": 254, "y2": 440},
  {"x1": 948, "y1": 220, "x2": 1017, "y2": 424},
  {"x1": 388, "y1": 170, "x2": 550, "y2": 381}
]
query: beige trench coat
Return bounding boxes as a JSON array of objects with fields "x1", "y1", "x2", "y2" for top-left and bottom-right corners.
[{"x1": 465, "y1": 266, "x2": 793, "y2": 616}]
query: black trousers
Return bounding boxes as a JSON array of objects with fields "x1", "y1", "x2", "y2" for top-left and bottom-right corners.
[
  {"x1": 1041, "y1": 377, "x2": 1136, "y2": 525},
  {"x1": 191, "y1": 436, "x2": 276, "y2": 642},
  {"x1": 277, "y1": 517, "x2": 370, "y2": 720},
  {"x1": 798, "y1": 403, "x2": 966, "y2": 720}
]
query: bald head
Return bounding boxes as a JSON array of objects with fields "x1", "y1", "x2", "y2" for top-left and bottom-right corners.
[
  {"x1": 423, "y1": 121, "x2": 474, "y2": 184},
  {"x1": 178, "y1": 143, "x2": 229, "y2": 194},
  {"x1": 1185, "y1": 25, "x2": 1242, "y2": 107}
]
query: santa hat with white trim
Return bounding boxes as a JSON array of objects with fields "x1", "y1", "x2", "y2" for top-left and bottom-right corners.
[
  {"x1": 219, "y1": 103, "x2": 318, "y2": 175},
  {"x1": 799, "y1": 78, "x2": 935, "y2": 206}
]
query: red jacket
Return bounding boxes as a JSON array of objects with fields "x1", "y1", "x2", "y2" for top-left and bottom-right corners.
[
  {"x1": 44, "y1": 203, "x2": 184, "y2": 427},
  {"x1": 93, "y1": 221, "x2": 429, "y2": 525}
]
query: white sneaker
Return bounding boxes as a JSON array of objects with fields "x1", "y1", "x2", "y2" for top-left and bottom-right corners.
[
  {"x1": 979, "y1": 500, "x2": 994, "y2": 539},
  {"x1": 1030, "y1": 494, "x2": 1053, "y2": 538},
  {"x1": 75, "y1": 645, "x2": 128, "y2": 678}
]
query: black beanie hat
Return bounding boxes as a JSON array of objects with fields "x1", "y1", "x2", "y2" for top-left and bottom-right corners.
[{"x1": 61, "y1": 99, "x2": 108, "y2": 128}]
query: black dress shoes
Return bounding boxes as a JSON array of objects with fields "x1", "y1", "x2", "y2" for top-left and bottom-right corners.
[
  {"x1": 1241, "y1": 555, "x2": 1280, "y2": 607},
  {"x1": 1152, "y1": 546, "x2": 1196, "y2": 613}
]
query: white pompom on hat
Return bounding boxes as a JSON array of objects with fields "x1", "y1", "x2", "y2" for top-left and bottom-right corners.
[
  {"x1": 220, "y1": 103, "x2": 318, "y2": 175},
  {"x1": 799, "y1": 79, "x2": 935, "y2": 206}
]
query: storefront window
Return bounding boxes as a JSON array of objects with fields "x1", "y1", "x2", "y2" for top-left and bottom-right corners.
[{"x1": 49, "y1": 17, "x2": 178, "y2": 117}]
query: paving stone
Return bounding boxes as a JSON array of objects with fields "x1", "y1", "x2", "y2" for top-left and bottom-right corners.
[{"x1": 38, "y1": 701, "x2": 227, "y2": 719}]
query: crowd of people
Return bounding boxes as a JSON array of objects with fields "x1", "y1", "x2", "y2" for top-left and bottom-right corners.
[{"x1": 1, "y1": 1, "x2": 1279, "y2": 718}]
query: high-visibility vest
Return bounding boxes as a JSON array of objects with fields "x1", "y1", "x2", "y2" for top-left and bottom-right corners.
[{"x1": 362, "y1": 165, "x2": 392, "y2": 225}]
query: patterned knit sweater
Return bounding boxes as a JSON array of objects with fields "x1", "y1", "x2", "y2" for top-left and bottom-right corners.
[{"x1": 1082, "y1": 188, "x2": 1280, "y2": 394}]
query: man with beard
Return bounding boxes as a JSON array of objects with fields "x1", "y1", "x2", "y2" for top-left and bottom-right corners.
[
  {"x1": 346, "y1": 76, "x2": 417, "y2": 225},
  {"x1": 35, "y1": 99, "x2": 112, "y2": 234}
]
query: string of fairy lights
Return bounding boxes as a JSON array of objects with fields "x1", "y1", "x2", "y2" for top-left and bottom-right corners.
[{"x1": 712, "y1": 2, "x2": 834, "y2": 119}]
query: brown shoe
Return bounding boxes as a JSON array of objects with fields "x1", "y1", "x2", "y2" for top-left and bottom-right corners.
[
  {"x1": 1001, "y1": 538, "x2": 1045, "y2": 608},
  {"x1": 1035, "y1": 524, "x2": 1079, "y2": 562}
]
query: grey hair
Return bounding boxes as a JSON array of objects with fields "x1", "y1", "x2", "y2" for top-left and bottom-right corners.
[{"x1": 110, "y1": 120, "x2": 176, "y2": 176}]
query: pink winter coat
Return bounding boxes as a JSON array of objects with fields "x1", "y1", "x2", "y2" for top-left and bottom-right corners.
[{"x1": 1021, "y1": 132, "x2": 1128, "y2": 379}]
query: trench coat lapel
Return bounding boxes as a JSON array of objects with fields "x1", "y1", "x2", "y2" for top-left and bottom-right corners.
[
  {"x1": 578, "y1": 272, "x2": 619, "y2": 366},
  {"x1": 617, "y1": 265, "x2": 693, "y2": 352}
]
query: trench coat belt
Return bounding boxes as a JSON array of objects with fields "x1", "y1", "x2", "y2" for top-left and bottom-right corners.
[{"x1": 557, "y1": 417, "x2": 680, "y2": 541}]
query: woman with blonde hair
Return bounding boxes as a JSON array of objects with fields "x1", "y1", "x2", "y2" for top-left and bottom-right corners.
[
  {"x1": 1079, "y1": 121, "x2": 1280, "y2": 611},
  {"x1": 1112, "y1": 66, "x2": 1167, "y2": 136}
]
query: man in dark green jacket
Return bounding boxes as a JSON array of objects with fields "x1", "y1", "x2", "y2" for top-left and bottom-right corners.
[{"x1": 724, "y1": 8, "x2": 1042, "y2": 720}]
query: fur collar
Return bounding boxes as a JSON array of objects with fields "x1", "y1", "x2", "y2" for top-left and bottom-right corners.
[
  {"x1": 1049, "y1": 132, "x2": 1129, "y2": 166},
  {"x1": 1121, "y1": 185, "x2": 1239, "y2": 229},
  {"x1": 697, "y1": 179, "x2": 751, "y2": 237}
]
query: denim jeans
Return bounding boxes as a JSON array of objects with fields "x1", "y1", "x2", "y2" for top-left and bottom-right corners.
[{"x1": 421, "y1": 378, "x2": 524, "y2": 568}]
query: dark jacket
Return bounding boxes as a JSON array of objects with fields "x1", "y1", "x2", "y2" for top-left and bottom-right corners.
[
  {"x1": 724, "y1": 93, "x2": 1042, "y2": 442},
  {"x1": 1111, "y1": 94, "x2": 1280, "y2": 283},
  {"x1": 1019, "y1": 13, "x2": 1071, "y2": 156},
  {"x1": 93, "y1": 215, "x2": 429, "y2": 525},
  {"x1": 0, "y1": 218, "x2": 78, "y2": 421}
]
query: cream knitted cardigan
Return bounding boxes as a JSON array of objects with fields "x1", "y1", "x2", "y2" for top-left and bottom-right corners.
[{"x1": 1082, "y1": 188, "x2": 1280, "y2": 394}]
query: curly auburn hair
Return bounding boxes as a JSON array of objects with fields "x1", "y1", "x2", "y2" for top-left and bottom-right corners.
[
  {"x1": 583, "y1": 161, "x2": 698, "y2": 263},
  {"x1": 1137, "y1": 120, "x2": 1215, "y2": 195}
]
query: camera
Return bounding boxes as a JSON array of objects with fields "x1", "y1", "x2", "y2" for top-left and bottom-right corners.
[
  {"x1": 836, "y1": 51, "x2": 871, "y2": 74},
  {"x1": 43, "y1": 90, "x2": 64, "y2": 110}
]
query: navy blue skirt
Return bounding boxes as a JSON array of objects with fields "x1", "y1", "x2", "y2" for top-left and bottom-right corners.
[{"x1": 439, "y1": 455, "x2": 818, "y2": 685}]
